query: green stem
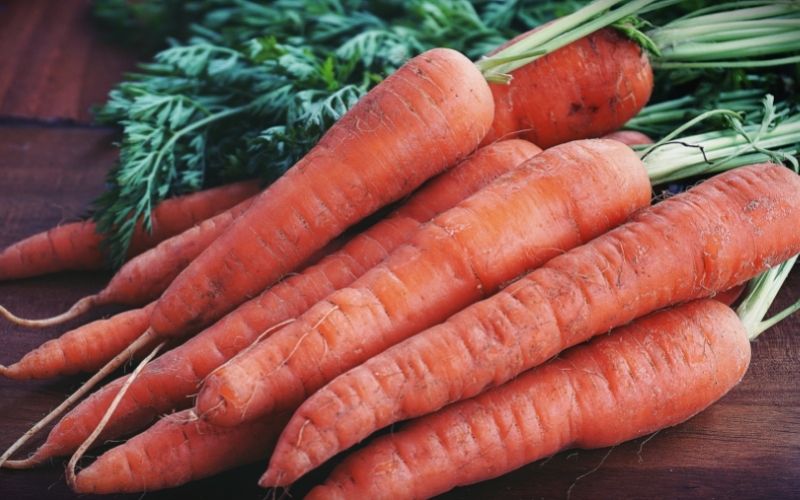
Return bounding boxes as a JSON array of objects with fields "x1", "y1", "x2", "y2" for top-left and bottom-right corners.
[
  {"x1": 478, "y1": 1, "x2": 800, "y2": 84},
  {"x1": 737, "y1": 255, "x2": 799, "y2": 340},
  {"x1": 654, "y1": 54, "x2": 800, "y2": 69},
  {"x1": 647, "y1": 2, "x2": 800, "y2": 67},
  {"x1": 475, "y1": 0, "x2": 661, "y2": 82},
  {"x1": 640, "y1": 96, "x2": 800, "y2": 184}
]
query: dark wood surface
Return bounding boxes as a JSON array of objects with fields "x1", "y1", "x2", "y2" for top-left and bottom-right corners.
[
  {"x1": 0, "y1": 2, "x2": 798, "y2": 499},
  {"x1": 0, "y1": 0, "x2": 135, "y2": 123}
]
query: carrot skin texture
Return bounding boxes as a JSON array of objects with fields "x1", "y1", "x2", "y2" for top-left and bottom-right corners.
[
  {"x1": 304, "y1": 299, "x2": 750, "y2": 500},
  {"x1": 602, "y1": 130, "x2": 653, "y2": 146},
  {"x1": 150, "y1": 48, "x2": 495, "y2": 337},
  {"x1": 125, "y1": 180, "x2": 260, "y2": 255},
  {"x1": 196, "y1": 139, "x2": 652, "y2": 427},
  {"x1": 0, "y1": 180, "x2": 259, "y2": 280},
  {"x1": 94, "y1": 196, "x2": 255, "y2": 308},
  {"x1": 0, "y1": 197, "x2": 256, "y2": 378},
  {"x1": 25, "y1": 140, "x2": 540, "y2": 462},
  {"x1": 485, "y1": 28, "x2": 653, "y2": 148},
  {"x1": 73, "y1": 410, "x2": 288, "y2": 494},
  {"x1": 267, "y1": 163, "x2": 800, "y2": 485},
  {"x1": 0, "y1": 305, "x2": 153, "y2": 380}
]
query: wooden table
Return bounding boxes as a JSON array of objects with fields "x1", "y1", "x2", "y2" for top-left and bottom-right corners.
[{"x1": 1, "y1": 1, "x2": 798, "y2": 498}]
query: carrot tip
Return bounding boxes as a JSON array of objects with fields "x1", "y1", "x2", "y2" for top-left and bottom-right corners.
[
  {"x1": 258, "y1": 469, "x2": 282, "y2": 488},
  {"x1": 0, "y1": 295, "x2": 97, "y2": 328}
]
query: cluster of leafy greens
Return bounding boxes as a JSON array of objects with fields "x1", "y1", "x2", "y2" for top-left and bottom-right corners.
[
  {"x1": 92, "y1": 0, "x2": 797, "y2": 265},
  {"x1": 92, "y1": 0, "x2": 590, "y2": 265}
]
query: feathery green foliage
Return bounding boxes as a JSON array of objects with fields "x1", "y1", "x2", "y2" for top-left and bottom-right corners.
[{"x1": 92, "y1": 0, "x2": 572, "y2": 265}]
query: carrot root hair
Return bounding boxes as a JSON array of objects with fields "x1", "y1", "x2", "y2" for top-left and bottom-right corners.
[
  {"x1": 0, "y1": 295, "x2": 98, "y2": 328},
  {"x1": 65, "y1": 340, "x2": 166, "y2": 489},
  {"x1": 0, "y1": 330, "x2": 156, "y2": 468}
]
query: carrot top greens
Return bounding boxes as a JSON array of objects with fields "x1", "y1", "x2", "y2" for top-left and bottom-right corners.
[
  {"x1": 91, "y1": 0, "x2": 564, "y2": 266},
  {"x1": 92, "y1": 0, "x2": 798, "y2": 265}
]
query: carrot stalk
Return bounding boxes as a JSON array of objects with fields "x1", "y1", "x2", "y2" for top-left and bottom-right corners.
[
  {"x1": 0, "y1": 180, "x2": 259, "y2": 281},
  {"x1": 264, "y1": 163, "x2": 800, "y2": 486},
  {"x1": 0, "y1": 195, "x2": 255, "y2": 328},
  {"x1": 17, "y1": 140, "x2": 541, "y2": 462}
]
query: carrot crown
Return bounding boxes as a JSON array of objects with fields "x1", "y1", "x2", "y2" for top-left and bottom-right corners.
[
  {"x1": 477, "y1": 0, "x2": 800, "y2": 83},
  {"x1": 476, "y1": 0, "x2": 661, "y2": 83},
  {"x1": 638, "y1": 95, "x2": 800, "y2": 184}
]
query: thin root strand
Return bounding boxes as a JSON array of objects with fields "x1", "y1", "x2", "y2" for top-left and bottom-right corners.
[
  {"x1": 0, "y1": 295, "x2": 98, "y2": 328},
  {"x1": 66, "y1": 339, "x2": 166, "y2": 489},
  {"x1": 0, "y1": 329, "x2": 156, "y2": 468}
]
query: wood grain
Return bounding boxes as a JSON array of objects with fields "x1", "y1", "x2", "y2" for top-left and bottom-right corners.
[
  {"x1": 0, "y1": 1, "x2": 797, "y2": 498},
  {"x1": 0, "y1": 0, "x2": 135, "y2": 123}
]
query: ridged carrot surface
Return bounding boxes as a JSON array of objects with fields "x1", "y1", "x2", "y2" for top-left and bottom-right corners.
[
  {"x1": 0, "y1": 305, "x2": 154, "y2": 380},
  {"x1": 305, "y1": 299, "x2": 750, "y2": 499},
  {"x1": 0, "y1": 196, "x2": 257, "y2": 330},
  {"x1": 196, "y1": 138, "x2": 652, "y2": 427},
  {"x1": 149, "y1": 48, "x2": 495, "y2": 338},
  {"x1": 23, "y1": 140, "x2": 539, "y2": 463},
  {"x1": 265, "y1": 163, "x2": 800, "y2": 485},
  {"x1": 0, "y1": 180, "x2": 259, "y2": 280},
  {"x1": 73, "y1": 410, "x2": 288, "y2": 494},
  {"x1": 485, "y1": 28, "x2": 653, "y2": 148}
]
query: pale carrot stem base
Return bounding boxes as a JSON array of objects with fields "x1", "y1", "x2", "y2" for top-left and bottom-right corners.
[
  {"x1": 0, "y1": 330, "x2": 155, "y2": 468},
  {"x1": 0, "y1": 295, "x2": 99, "y2": 328},
  {"x1": 66, "y1": 340, "x2": 167, "y2": 489}
]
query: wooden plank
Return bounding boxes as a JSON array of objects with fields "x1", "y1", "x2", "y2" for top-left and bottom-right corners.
[{"x1": 0, "y1": 0, "x2": 136, "y2": 123}]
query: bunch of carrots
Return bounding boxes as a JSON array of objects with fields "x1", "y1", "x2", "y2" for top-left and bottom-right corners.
[{"x1": 2, "y1": 0, "x2": 800, "y2": 497}]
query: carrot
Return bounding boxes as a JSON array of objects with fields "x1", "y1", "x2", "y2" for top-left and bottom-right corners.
[
  {"x1": 0, "y1": 180, "x2": 259, "y2": 280},
  {"x1": 14, "y1": 139, "x2": 541, "y2": 463},
  {"x1": 483, "y1": 28, "x2": 653, "y2": 148},
  {"x1": 71, "y1": 410, "x2": 288, "y2": 494},
  {"x1": 0, "y1": 305, "x2": 154, "y2": 380},
  {"x1": 602, "y1": 130, "x2": 653, "y2": 146},
  {"x1": 303, "y1": 298, "x2": 751, "y2": 500},
  {"x1": 145, "y1": 48, "x2": 493, "y2": 340},
  {"x1": 0, "y1": 196, "x2": 255, "y2": 328},
  {"x1": 264, "y1": 163, "x2": 800, "y2": 485},
  {"x1": 195, "y1": 138, "x2": 652, "y2": 427}
]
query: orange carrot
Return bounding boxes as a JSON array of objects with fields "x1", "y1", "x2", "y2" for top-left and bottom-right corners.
[
  {"x1": 0, "y1": 196, "x2": 255, "y2": 328},
  {"x1": 0, "y1": 180, "x2": 259, "y2": 280},
  {"x1": 16, "y1": 139, "x2": 541, "y2": 463},
  {"x1": 303, "y1": 299, "x2": 750, "y2": 499},
  {"x1": 195, "y1": 138, "x2": 652, "y2": 427},
  {"x1": 602, "y1": 129, "x2": 653, "y2": 146},
  {"x1": 264, "y1": 163, "x2": 800, "y2": 485},
  {"x1": 0, "y1": 305, "x2": 154, "y2": 380},
  {"x1": 148, "y1": 48, "x2": 494, "y2": 339},
  {"x1": 484, "y1": 28, "x2": 653, "y2": 148},
  {"x1": 71, "y1": 410, "x2": 287, "y2": 494}
]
